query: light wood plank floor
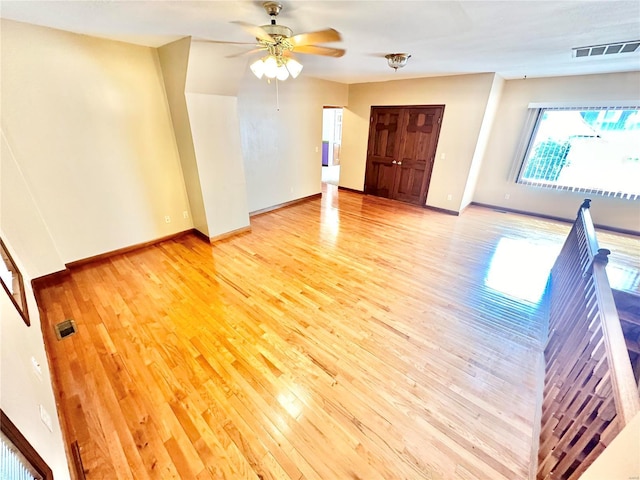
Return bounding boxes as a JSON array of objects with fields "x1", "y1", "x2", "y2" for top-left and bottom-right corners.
[{"x1": 36, "y1": 187, "x2": 639, "y2": 480}]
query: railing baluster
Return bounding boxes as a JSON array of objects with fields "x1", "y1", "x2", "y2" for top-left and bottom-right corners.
[{"x1": 537, "y1": 200, "x2": 640, "y2": 479}]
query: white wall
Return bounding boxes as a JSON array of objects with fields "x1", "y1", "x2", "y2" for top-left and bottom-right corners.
[
  {"x1": 461, "y1": 74, "x2": 505, "y2": 209},
  {"x1": 238, "y1": 75, "x2": 348, "y2": 213},
  {"x1": 580, "y1": 413, "x2": 640, "y2": 480},
  {"x1": 186, "y1": 93, "x2": 249, "y2": 237},
  {"x1": 1, "y1": 19, "x2": 192, "y2": 265},
  {"x1": 340, "y1": 73, "x2": 497, "y2": 211},
  {"x1": 474, "y1": 72, "x2": 640, "y2": 232},
  {"x1": 0, "y1": 238, "x2": 70, "y2": 479},
  {"x1": 181, "y1": 40, "x2": 251, "y2": 238}
]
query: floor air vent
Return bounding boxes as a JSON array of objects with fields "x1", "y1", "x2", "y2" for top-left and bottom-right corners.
[{"x1": 55, "y1": 319, "x2": 77, "y2": 340}]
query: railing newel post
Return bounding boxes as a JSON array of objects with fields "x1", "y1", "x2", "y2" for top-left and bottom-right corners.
[{"x1": 579, "y1": 198, "x2": 591, "y2": 213}]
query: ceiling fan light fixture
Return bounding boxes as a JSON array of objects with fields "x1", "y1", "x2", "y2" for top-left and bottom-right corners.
[
  {"x1": 385, "y1": 53, "x2": 411, "y2": 71},
  {"x1": 276, "y1": 64, "x2": 290, "y2": 81},
  {"x1": 250, "y1": 58, "x2": 266, "y2": 79},
  {"x1": 263, "y1": 55, "x2": 279, "y2": 78},
  {"x1": 285, "y1": 57, "x2": 303, "y2": 78},
  {"x1": 250, "y1": 55, "x2": 303, "y2": 81}
]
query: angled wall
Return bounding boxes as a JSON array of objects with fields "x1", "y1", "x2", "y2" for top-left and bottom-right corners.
[
  {"x1": 184, "y1": 40, "x2": 250, "y2": 237},
  {"x1": 158, "y1": 38, "x2": 208, "y2": 236},
  {"x1": 185, "y1": 93, "x2": 249, "y2": 237}
]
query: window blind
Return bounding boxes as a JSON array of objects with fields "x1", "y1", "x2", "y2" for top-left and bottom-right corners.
[{"x1": 1, "y1": 435, "x2": 39, "y2": 480}]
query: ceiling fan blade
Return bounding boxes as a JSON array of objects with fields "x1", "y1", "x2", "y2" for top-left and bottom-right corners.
[
  {"x1": 225, "y1": 48, "x2": 266, "y2": 59},
  {"x1": 294, "y1": 45, "x2": 346, "y2": 58},
  {"x1": 232, "y1": 21, "x2": 274, "y2": 43},
  {"x1": 290, "y1": 28, "x2": 342, "y2": 47}
]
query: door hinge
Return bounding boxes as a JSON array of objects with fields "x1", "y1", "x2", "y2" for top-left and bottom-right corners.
[{"x1": 437, "y1": 117, "x2": 441, "y2": 124}]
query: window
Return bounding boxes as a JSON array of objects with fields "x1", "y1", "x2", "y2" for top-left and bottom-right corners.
[
  {"x1": 0, "y1": 238, "x2": 29, "y2": 325},
  {"x1": 517, "y1": 106, "x2": 640, "y2": 199}
]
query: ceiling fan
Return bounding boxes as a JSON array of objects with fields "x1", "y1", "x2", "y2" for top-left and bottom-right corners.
[{"x1": 201, "y1": 1, "x2": 345, "y2": 81}]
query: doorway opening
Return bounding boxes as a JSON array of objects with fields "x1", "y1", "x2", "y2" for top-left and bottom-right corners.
[{"x1": 321, "y1": 107, "x2": 343, "y2": 185}]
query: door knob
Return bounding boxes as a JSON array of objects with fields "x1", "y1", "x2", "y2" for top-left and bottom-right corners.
[
  {"x1": 392, "y1": 160, "x2": 397, "y2": 164},
  {"x1": 397, "y1": 161, "x2": 402, "y2": 165}
]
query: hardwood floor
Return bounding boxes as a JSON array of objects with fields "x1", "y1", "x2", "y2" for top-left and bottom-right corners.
[{"x1": 35, "y1": 187, "x2": 638, "y2": 480}]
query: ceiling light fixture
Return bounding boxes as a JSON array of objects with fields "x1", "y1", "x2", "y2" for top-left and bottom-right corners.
[{"x1": 385, "y1": 53, "x2": 411, "y2": 71}]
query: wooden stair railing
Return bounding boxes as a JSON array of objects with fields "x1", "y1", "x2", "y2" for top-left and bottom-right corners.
[{"x1": 538, "y1": 199, "x2": 640, "y2": 480}]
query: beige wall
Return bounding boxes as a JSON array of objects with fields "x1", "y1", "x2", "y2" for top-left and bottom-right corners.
[
  {"x1": 580, "y1": 413, "x2": 640, "y2": 480},
  {"x1": 183, "y1": 40, "x2": 250, "y2": 238},
  {"x1": 0, "y1": 289, "x2": 71, "y2": 480},
  {"x1": 185, "y1": 40, "x2": 247, "y2": 97},
  {"x1": 0, "y1": 241, "x2": 70, "y2": 479},
  {"x1": 474, "y1": 72, "x2": 640, "y2": 232},
  {"x1": 237, "y1": 75, "x2": 348, "y2": 213},
  {"x1": 340, "y1": 73, "x2": 497, "y2": 211},
  {"x1": 186, "y1": 93, "x2": 249, "y2": 237},
  {"x1": 1, "y1": 19, "x2": 192, "y2": 265}
]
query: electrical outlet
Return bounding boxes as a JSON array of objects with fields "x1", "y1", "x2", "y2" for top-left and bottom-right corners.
[
  {"x1": 164, "y1": 215, "x2": 171, "y2": 223},
  {"x1": 504, "y1": 193, "x2": 511, "y2": 200},
  {"x1": 40, "y1": 405, "x2": 53, "y2": 432},
  {"x1": 315, "y1": 146, "x2": 319, "y2": 153},
  {"x1": 31, "y1": 356, "x2": 42, "y2": 382},
  {"x1": 440, "y1": 153, "x2": 446, "y2": 160},
  {"x1": 183, "y1": 211, "x2": 189, "y2": 219},
  {"x1": 447, "y1": 194, "x2": 452, "y2": 201}
]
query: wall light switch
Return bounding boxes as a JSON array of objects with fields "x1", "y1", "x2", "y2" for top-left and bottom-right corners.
[
  {"x1": 31, "y1": 356, "x2": 43, "y2": 382},
  {"x1": 40, "y1": 405, "x2": 53, "y2": 432}
]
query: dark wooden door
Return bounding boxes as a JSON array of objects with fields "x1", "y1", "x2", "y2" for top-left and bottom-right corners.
[
  {"x1": 365, "y1": 105, "x2": 444, "y2": 206},
  {"x1": 364, "y1": 108, "x2": 404, "y2": 198}
]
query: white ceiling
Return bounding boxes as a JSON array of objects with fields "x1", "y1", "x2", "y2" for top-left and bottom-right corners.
[{"x1": 1, "y1": 0, "x2": 639, "y2": 84}]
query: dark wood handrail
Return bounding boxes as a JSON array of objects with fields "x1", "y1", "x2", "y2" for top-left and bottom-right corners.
[
  {"x1": 579, "y1": 201, "x2": 639, "y2": 424},
  {"x1": 537, "y1": 199, "x2": 640, "y2": 480}
]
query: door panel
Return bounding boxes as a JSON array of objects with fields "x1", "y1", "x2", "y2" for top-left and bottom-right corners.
[
  {"x1": 393, "y1": 107, "x2": 442, "y2": 204},
  {"x1": 365, "y1": 105, "x2": 444, "y2": 206},
  {"x1": 364, "y1": 109, "x2": 403, "y2": 195},
  {"x1": 394, "y1": 163, "x2": 426, "y2": 201}
]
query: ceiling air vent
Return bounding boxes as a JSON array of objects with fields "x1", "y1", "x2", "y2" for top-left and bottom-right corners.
[
  {"x1": 573, "y1": 40, "x2": 640, "y2": 58},
  {"x1": 54, "y1": 319, "x2": 78, "y2": 340}
]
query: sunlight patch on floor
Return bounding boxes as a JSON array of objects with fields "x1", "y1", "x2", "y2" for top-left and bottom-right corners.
[{"x1": 485, "y1": 237, "x2": 560, "y2": 304}]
